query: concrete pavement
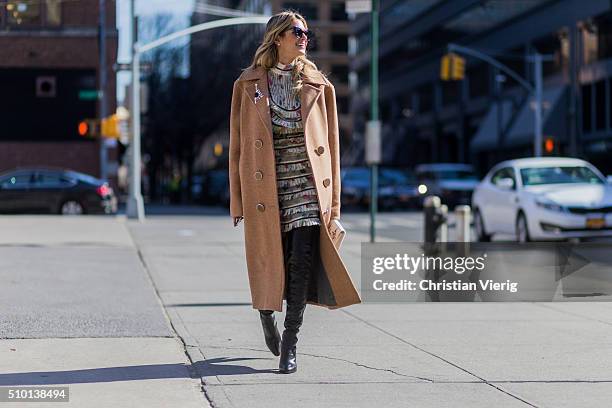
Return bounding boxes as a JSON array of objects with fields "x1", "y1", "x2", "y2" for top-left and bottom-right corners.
[
  {"x1": 128, "y1": 211, "x2": 612, "y2": 408},
  {"x1": 2, "y1": 211, "x2": 612, "y2": 407},
  {"x1": 0, "y1": 215, "x2": 208, "y2": 407}
]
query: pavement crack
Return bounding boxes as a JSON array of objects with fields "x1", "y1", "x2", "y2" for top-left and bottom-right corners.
[
  {"x1": 128, "y1": 226, "x2": 218, "y2": 408},
  {"x1": 200, "y1": 345, "x2": 431, "y2": 382},
  {"x1": 297, "y1": 351, "x2": 433, "y2": 382},
  {"x1": 341, "y1": 309, "x2": 539, "y2": 407}
]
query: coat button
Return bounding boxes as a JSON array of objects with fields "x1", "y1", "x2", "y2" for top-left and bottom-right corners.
[
  {"x1": 316, "y1": 146, "x2": 325, "y2": 155},
  {"x1": 254, "y1": 139, "x2": 263, "y2": 149},
  {"x1": 254, "y1": 171, "x2": 263, "y2": 180},
  {"x1": 256, "y1": 203, "x2": 265, "y2": 212},
  {"x1": 323, "y1": 178, "x2": 331, "y2": 187}
]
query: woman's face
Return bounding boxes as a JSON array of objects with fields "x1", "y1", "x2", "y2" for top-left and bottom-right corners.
[{"x1": 276, "y1": 18, "x2": 308, "y2": 62}]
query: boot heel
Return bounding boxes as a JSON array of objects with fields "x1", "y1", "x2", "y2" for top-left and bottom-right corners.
[{"x1": 259, "y1": 311, "x2": 281, "y2": 356}]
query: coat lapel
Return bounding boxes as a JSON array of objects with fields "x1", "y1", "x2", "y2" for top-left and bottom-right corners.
[
  {"x1": 300, "y1": 83, "x2": 323, "y2": 127},
  {"x1": 244, "y1": 74, "x2": 273, "y2": 140}
]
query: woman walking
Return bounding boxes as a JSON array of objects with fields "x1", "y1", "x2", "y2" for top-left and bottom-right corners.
[{"x1": 228, "y1": 10, "x2": 361, "y2": 374}]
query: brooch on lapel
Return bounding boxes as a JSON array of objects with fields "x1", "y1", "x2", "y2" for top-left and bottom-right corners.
[{"x1": 254, "y1": 83, "x2": 263, "y2": 104}]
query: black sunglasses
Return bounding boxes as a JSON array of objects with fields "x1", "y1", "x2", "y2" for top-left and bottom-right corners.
[{"x1": 288, "y1": 26, "x2": 314, "y2": 40}]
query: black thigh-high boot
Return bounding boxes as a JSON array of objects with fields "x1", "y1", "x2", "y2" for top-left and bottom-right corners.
[
  {"x1": 259, "y1": 309, "x2": 281, "y2": 356},
  {"x1": 279, "y1": 225, "x2": 319, "y2": 374}
]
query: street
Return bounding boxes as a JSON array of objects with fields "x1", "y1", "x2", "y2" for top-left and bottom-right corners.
[{"x1": 1, "y1": 210, "x2": 612, "y2": 407}]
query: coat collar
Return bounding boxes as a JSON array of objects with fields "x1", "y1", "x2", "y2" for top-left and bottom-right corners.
[
  {"x1": 240, "y1": 65, "x2": 328, "y2": 86},
  {"x1": 241, "y1": 65, "x2": 326, "y2": 143}
]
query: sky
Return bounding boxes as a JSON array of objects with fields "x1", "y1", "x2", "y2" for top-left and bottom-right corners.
[{"x1": 115, "y1": 0, "x2": 194, "y2": 103}]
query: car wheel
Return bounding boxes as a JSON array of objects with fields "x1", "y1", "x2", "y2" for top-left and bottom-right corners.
[
  {"x1": 60, "y1": 200, "x2": 84, "y2": 215},
  {"x1": 516, "y1": 212, "x2": 530, "y2": 243},
  {"x1": 474, "y1": 209, "x2": 491, "y2": 242}
]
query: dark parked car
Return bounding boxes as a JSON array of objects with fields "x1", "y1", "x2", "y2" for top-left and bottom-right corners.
[
  {"x1": 341, "y1": 167, "x2": 422, "y2": 211},
  {"x1": 0, "y1": 168, "x2": 117, "y2": 215},
  {"x1": 341, "y1": 167, "x2": 370, "y2": 207},
  {"x1": 375, "y1": 168, "x2": 421, "y2": 210},
  {"x1": 415, "y1": 163, "x2": 480, "y2": 207}
]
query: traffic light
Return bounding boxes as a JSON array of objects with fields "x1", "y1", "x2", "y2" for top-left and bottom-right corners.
[
  {"x1": 214, "y1": 142, "x2": 223, "y2": 157},
  {"x1": 451, "y1": 54, "x2": 465, "y2": 80},
  {"x1": 77, "y1": 119, "x2": 100, "y2": 138},
  {"x1": 544, "y1": 136, "x2": 555, "y2": 154},
  {"x1": 101, "y1": 114, "x2": 120, "y2": 139},
  {"x1": 440, "y1": 53, "x2": 466, "y2": 81}
]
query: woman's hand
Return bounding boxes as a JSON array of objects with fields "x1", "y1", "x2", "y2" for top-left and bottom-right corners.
[{"x1": 233, "y1": 216, "x2": 244, "y2": 227}]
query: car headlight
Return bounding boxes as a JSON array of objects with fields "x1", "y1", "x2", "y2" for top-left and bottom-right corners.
[{"x1": 535, "y1": 198, "x2": 567, "y2": 213}]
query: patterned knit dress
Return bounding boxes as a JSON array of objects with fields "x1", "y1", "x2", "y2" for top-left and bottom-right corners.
[{"x1": 268, "y1": 62, "x2": 321, "y2": 233}]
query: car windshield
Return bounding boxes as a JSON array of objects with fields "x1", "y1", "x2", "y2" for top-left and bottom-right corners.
[
  {"x1": 65, "y1": 171, "x2": 103, "y2": 185},
  {"x1": 342, "y1": 168, "x2": 369, "y2": 181},
  {"x1": 520, "y1": 166, "x2": 604, "y2": 186},
  {"x1": 433, "y1": 170, "x2": 478, "y2": 181}
]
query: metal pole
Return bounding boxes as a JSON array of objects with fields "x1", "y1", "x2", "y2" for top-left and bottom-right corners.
[
  {"x1": 455, "y1": 205, "x2": 471, "y2": 242},
  {"x1": 127, "y1": 0, "x2": 144, "y2": 221},
  {"x1": 369, "y1": 0, "x2": 379, "y2": 243},
  {"x1": 99, "y1": 0, "x2": 107, "y2": 180},
  {"x1": 439, "y1": 204, "x2": 448, "y2": 243},
  {"x1": 534, "y1": 52, "x2": 543, "y2": 157}
]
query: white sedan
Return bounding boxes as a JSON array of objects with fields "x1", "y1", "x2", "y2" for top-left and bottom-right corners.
[{"x1": 472, "y1": 157, "x2": 612, "y2": 242}]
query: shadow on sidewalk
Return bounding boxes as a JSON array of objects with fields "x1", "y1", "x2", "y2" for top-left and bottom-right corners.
[
  {"x1": 166, "y1": 302, "x2": 253, "y2": 307},
  {"x1": 193, "y1": 358, "x2": 277, "y2": 376},
  {"x1": 0, "y1": 359, "x2": 276, "y2": 385}
]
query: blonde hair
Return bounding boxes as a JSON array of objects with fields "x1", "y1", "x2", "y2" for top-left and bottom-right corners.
[{"x1": 248, "y1": 10, "x2": 319, "y2": 91}]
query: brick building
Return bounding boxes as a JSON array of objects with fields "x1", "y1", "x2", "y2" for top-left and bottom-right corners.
[{"x1": 0, "y1": 0, "x2": 118, "y2": 180}]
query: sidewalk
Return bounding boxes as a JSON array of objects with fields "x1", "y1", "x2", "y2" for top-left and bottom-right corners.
[
  {"x1": 0, "y1": 216, "x2": 208, "y2": 407},
  {"x1": 128, "y1": 212, "x2": 612, "y2": 408},
  {"x1": 2, "y1": 213, "x2": 612, "y2": 407}
]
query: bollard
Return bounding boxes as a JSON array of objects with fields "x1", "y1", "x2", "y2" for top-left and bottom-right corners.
[
  {"x1": 423, "y1": 196, "x2": 447, "y2": 244},
  {"x1": 455, "y1": 205, "x2": 471, "y2": 242},
  {"x1": 440, "y1": 204, "x2": 448, "y2": 243}
]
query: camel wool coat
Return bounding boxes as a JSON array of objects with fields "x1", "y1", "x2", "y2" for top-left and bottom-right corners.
[{"x1": 228, "y1": 65, "x2": 361, "y2": 312}]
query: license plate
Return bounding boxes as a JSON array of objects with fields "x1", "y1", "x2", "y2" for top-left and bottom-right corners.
[{"x1": 586, "y1": 218, "x2": 605, "y2": 229}]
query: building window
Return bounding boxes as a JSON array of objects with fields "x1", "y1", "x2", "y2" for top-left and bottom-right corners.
[
  {"x1": 331, "y1": 2, "x2": 348, "y2": 21},
  {"x1": 330, "y1": 64, "x2": 348, "y2": 85},
  {"x1": 331, "y1": 34, "x2": 348, "y2": 53},
  {"x1": 6, "y1": 1, "x2": 41, "y2": 26},
  {"x1": 3, "y1": 1, "x2": 61, "y2": 28},
  {"x1": 283, "y1": 2, "x2": 317, "y2": 20},
  {"x1": 46, "y1": 0, "x2": 61, "y2": 26}
]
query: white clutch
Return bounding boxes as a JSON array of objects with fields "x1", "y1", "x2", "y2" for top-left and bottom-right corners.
[{"x1": 328, "y1": 219, "x2": 346, "y2": 249}]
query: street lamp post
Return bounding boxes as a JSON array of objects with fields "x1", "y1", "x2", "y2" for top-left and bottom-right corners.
[
  {"x1": 533, "y1": 52, "x2": 543, "y2": 158},
  {"x1": 98, "y1": 0, "x2": 108, "y2": 181},
  {"x1": 368, "y1": 0, "x2": 379, "y2": 243},
  {"x1": 126, "y1": 0, "x2": 144, "y2": 220}
]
